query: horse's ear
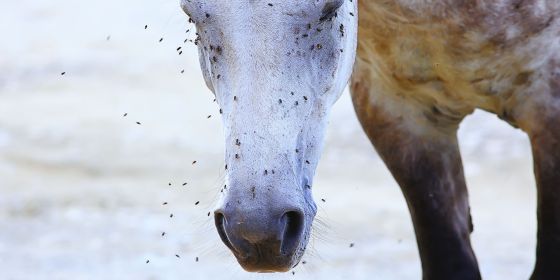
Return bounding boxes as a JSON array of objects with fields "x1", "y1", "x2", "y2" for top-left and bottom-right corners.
[{"x1": 319, "y1": 0, "x2": 344, "y2": 21}]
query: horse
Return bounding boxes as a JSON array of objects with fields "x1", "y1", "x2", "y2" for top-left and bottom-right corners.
[{"x1": 180, "y1": 1, "x2": 560, "y2": 279}]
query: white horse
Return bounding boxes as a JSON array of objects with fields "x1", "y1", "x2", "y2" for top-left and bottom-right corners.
[{"x1": 180, "y1": 1, "x2": 560, "y2": 279}]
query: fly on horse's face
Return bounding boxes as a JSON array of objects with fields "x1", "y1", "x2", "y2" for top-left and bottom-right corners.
[{"x1": 181, "y1": 0, "x2": 357, "y2": 272}]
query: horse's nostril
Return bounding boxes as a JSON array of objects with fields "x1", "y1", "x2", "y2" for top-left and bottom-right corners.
[
  {"x1": 280, "y1": 211, "x2": 304, "y2": 255},
  {"x1": 214, "y1": 212, "x2": 236, "y2": 253}
]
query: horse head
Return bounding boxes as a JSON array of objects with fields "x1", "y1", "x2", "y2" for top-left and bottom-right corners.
[{"x1": 181, "y1": 0, "x2": 357, "y2": 272}]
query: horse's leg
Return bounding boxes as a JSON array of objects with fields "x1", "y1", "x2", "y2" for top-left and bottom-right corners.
[
  {"x1": 351, "y1": 75, "x2": 480, "y2": 279},
  {"x1": 529, "y1": 115, "x2": 560, "y2": 280},
  {"x1": 523, "y1": 70, "x2": 560, "y2": 280}
]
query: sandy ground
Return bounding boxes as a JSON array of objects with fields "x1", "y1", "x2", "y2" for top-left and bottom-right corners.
[{"x1": 0, "y1": 0, "x2": 540, "y2": 279}]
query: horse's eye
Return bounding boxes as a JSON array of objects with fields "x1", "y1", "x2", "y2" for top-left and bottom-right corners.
[{"x1": 319, "y1": 0, "x2": 343, "y2": 21}]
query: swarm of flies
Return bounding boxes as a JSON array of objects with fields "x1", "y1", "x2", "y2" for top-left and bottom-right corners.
[{"x1": 127, "y1": 4, "x2": 344, "y2": 268}]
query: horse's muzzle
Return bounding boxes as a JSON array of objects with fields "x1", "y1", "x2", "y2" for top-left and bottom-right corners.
[{"x1": 214, "y1": 208, "x2": 305, "y2": 272}]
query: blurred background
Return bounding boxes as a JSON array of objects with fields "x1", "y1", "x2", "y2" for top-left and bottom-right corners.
[{"x1": 0, "y1": 0, "x2": 538, "y2": 279}]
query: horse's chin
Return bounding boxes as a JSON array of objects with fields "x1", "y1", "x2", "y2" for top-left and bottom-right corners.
[
  {"x1": 232, "y1": 249, "x2": 302, "y2": 273},
  {"x1": 237, "y1": 258, "x2": 298, "y2": 273}
]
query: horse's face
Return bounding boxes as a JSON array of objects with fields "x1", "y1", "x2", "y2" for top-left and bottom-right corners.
[{"x1": 181, "y1": 0, "x2": 357, "y2": 272}]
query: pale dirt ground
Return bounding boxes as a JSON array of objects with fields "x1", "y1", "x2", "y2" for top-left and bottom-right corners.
[{"x1": 0, "y1": 0, "x2": 539, "y2": 279}]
